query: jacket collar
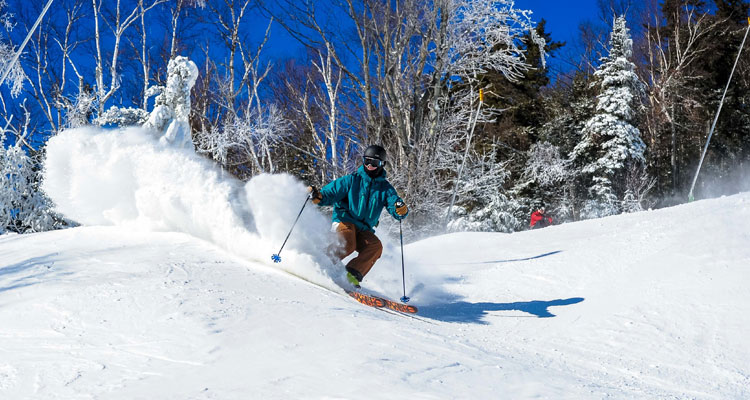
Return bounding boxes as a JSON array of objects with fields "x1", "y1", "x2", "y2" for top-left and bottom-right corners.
[{"x1": 356, "y1": 165, "x2": 387, "y2": 182}]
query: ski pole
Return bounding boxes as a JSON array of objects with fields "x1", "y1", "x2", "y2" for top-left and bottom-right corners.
[
  {"x1": 397, "y1": 213, "x2": 410, "y2": 303},
  {"x1": 271, "y1": 194, "x2": 310, "y2": 263}
]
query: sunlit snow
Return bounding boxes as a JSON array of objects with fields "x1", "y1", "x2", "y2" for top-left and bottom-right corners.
[{"x1": 1, "y1": 126, "x2": 748, "y2": 398}]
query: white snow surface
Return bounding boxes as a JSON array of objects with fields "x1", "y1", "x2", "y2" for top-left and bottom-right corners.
[{"x1": 1, "y1": 126, "x2": 748, "y2": 398}]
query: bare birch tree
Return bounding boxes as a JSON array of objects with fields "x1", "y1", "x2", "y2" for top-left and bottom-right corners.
[
  {"x1": 91, "y1": 0, "x2": 165, "y2": 116},
  {"x1": 269, "y1": 0, "x2": 541, "y2": 228},
  {"x1": 643, "y1": 4, "x2": 720, "y2": 193}
]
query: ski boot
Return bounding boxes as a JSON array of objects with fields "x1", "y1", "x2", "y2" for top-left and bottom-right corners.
[
  {"x1": 346, "y1": 272, "x2": 361, "y2": 289},
  {"x1": 345, "y1": 267, "x2": 363, "y2": 289}
]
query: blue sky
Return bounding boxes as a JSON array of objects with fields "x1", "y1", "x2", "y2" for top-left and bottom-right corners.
[
  {"x1": 250, "y1": 0, "x2": 604, "y2": 76},
  {"x1": 515, "y1": 0, "x2": 604, "y2": 74},
  {"x1": 515, "y1": 0, "x2": 601, "y2": 44}
]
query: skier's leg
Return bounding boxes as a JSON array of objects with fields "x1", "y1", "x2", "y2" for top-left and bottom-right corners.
[
  {"x1": 346, "y1": 229, "x2": 383, "y2": 280},
  {"x1": 330, "y1": 222, "x2": 357, "y2": 260},
  {"x1": 328, "y1": 222, "x2": 364, "y2": 287}
]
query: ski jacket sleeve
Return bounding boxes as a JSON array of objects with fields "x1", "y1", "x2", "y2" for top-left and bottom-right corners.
[
  {"x1": 318, "y1": 174, "x2": 353, "y2": 207},
  {"x1": 383, "y1": 182, "x2": 407, "y2": 220}
]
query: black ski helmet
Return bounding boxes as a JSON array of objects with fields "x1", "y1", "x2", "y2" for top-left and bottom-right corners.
[
  {"x1": 363, "y1": 144, "x2": 387, "y2": 164},
  {"x1": 363, "y1": 144, "x2": 387, "y2": 177}
]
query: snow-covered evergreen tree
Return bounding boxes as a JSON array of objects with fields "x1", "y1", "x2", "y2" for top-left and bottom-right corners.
[
  {"x1": 571, "y1": 15, "x2": 646, "y2": 219},
  {"x1": 143, "y1": 56, "x2": 199, "y2": 151}
]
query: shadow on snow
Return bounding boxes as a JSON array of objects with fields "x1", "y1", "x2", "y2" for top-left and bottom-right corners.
[
  {"x1": 471, "y1": 250, "x2": 564, "y2": 264},
  {"x1": 419, "y1": 297, "x2": 584, "y2": 324},
  {"x1": 0, "y1": 253, "x2": 66, "y2": 294},
  {"x1": 424, "y1": 250, "x2": 563, "y2": 266}
]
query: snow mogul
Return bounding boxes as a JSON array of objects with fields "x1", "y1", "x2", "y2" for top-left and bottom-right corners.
[{"x1": 307, "y1": 145, "x2": 408, "y2": 288}]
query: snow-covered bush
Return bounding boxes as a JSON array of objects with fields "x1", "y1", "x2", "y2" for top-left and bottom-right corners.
[
  {"x1": 522, "y1": 141, "x2": 570, "y2": 187},
  {"x1": 0, "y1": 135, "x2": 65, "y2": 234},
  {"x1": 622, "y1": 164, "x2": 656, "y2": 213},
  {"x1": 96, "y1": 106, "x2": 149, "y2": 127},
  {"x1": 63, "y1": 87, "x2": 97, "y2": 128},
  {"x1": 195, "y1": 104, "x2": 291, "y2": 179},
  {"x1": 513, "y1": 141, "x2": 573, "y2": 226},
  {"x1": 143, "y1": 56, "x2": 199, "y2": 150},
  {"x1": 580, "y1": 177, "x2": 619, "y2": 219},
  {"x1": 445, "y1": 145, "x2": 524, "y2": 232},
  {"x1": 447, "y1": 194, "x2": 525, "y2": 233}
]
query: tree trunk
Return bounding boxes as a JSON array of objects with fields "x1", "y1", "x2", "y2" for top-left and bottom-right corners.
[{"x1": 670, "y1": 103, "x2": 679, "y2": 195}]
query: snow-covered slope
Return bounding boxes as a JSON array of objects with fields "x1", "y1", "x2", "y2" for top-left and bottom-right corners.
[
  {"x1": 2, "y1": 194, "x2": 748, "y2": 399},
  {"x1": 2, "y1": 127, "x2": 748, "y2": 398}
]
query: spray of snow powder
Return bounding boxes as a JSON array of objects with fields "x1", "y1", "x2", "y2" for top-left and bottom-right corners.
[{"x1": 42, "y1": 126, "x2": 342, "y2": 290}]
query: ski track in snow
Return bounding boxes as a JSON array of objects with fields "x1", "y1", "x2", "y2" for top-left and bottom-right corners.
[{"x1": 0, "y1": 126, "x2": 748, "y2": 398}]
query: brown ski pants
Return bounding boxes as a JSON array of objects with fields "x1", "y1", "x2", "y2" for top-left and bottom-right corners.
[{"x1": 331, "y1": 221, "x2": 383, "y2": 280}]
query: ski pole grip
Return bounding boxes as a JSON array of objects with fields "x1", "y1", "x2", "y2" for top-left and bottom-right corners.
[{"x1": 307, "y1": 186, "x2": 322, "y2": 204}]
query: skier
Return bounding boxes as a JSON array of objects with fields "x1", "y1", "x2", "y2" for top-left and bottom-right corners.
[
  {"x1": 530, "y1": 207, "x2": 553, "y2": 229},
  {"x1": 308, "y1": 145, "x2": 409, "y2": 288}
]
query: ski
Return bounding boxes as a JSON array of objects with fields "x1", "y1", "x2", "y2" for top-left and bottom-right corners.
[
  {"x1": 271, "y1": 267, "x2": 420, "y2": 314},
  {"x1": 347, "y1": 290, "x2": 385, "y2": 308},
  {"x1": 346, "y1": 290, "x2": 418, "y2": 314},
  {"x1": 381, "y1": 297, "x2": 418, "y2": 314}
]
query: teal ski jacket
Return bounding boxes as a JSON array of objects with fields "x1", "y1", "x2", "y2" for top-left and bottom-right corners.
[{"x1": 318, "y1": 166, "x2": 406, "y2": 232}]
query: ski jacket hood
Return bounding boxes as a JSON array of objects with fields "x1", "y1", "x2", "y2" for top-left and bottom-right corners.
[{"x1": 317, "y1": 165, "x2": 404, "y2": 232}]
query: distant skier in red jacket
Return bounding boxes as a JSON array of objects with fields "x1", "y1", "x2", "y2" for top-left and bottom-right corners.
[{"x1": 530, "y1": 207, "x2": 553, "y2": 229}]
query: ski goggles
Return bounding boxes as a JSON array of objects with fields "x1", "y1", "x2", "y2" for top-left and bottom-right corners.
[{"x1": 363, "y1": 156, "x2": 384, "y2": 168}]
